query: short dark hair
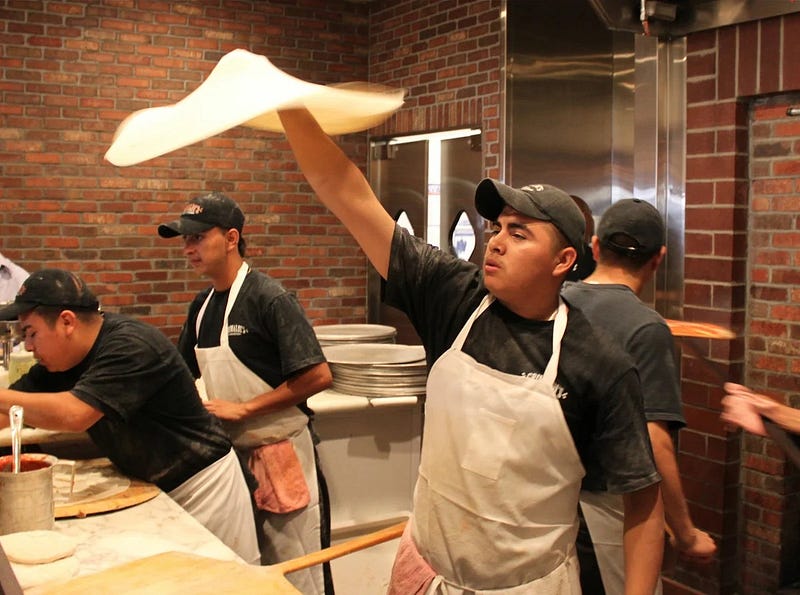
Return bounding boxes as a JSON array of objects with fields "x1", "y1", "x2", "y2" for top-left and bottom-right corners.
[
  {"x1": 597, "y1": 238, "x2": 659, "y2": 272},
  {"x1": 33, "y1": 305, "x2": 102, "y2": 327}
]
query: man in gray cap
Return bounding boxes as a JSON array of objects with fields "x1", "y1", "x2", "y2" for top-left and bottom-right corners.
[
  {"x1": 0, "y1": 268, "x2": 258, "y2": 562},
  {"x1": 563, "y1": 199, "x2": 717, "y2": 594},
  {"x1": 276, "y1": 107, "x2": 664, "y2": 594},
  {"x1": 158, "y1": 192, "x2": 334, "y2": 595}
]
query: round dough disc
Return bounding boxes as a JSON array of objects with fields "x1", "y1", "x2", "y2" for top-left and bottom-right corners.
[{"x1": 0, "y1": 529, "x2": 79, "y2": 564}]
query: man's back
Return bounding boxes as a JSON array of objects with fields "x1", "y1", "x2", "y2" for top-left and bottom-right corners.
[{"x1": 562, "y1": 281, "x2": 684, "y2": 426}]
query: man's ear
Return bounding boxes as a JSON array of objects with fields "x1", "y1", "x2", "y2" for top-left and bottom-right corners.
[
  {"x1": 225, "y1": 228, "x2": 240, "y2": 252},
  {"x1": 554, "y1": 246, "x2": 578, "y2": 277},
  {"x1": 650, "y1": 246, "x2": 667, "y2": 272},
  {"x1": 58, "y1": 310, "x2": 79, "y2": 335},
  {"x1": 591, "y1": 236, "x2": 601, "y2": 261}
]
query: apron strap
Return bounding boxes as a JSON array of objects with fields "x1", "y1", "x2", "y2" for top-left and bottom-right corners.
[
  {"x1": 450, "y1": 294, "x2": 493, "y2": 351},
  {"x1": 451, "y1": 294, "x2": 568, "y2": 389},
  {"x1": 542, "y1": 297, "x2": 567, "y2": 385},
  {"x1": 196, "y1": 261, "x2": 250, "y2": 346}
]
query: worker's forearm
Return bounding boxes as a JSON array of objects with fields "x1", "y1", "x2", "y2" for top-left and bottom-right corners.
[
  {"x1": 243, "y1": 362, "x2": 333, "y2": 417},
  {"x1": 278, "y1": 108, "x2": 395, "y2": 278},
  {"x1": 761, "y1": 400, "x2": 800, "y2": 434},
  {"x1": 623, "y1": 483, "x2": 664, "y2": 595},
  {"x1": 0, "y1": 389, "x2": 100, "y2": 431},
  {"x1": 649, "y1": 423, "x2": 694, "y2": 543}
]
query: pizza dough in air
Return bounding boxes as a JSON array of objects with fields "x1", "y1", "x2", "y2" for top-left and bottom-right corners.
[
  {"x1": 0, "y1": 529, "x2": 79, "y2": 564},
  {"x1": 104, "y1": 48, "x2": 406, "y2": 166},
  {"x1": 11, "y1": 555, "x2": 80, "y2": 589}
]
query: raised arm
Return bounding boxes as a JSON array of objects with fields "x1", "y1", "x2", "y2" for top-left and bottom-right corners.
[{"x1": 278, "y1": 108, "x2": 396, "y2": 279}]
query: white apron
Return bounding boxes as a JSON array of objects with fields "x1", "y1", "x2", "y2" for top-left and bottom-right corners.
[
  {"x1": 194, "y1": 262, "x2": 324, "y2": 594},
  {"x1": 195, "y1": 263, "x2": 308, "y2": 448},
  {"x1": 409, "y1": 294, "x2": 585, "y2": 594},
  {"x1": 168, "y1": 447, "x2": 259, "y2": 564}
]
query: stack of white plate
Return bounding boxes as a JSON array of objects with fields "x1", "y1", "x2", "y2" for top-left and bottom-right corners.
[
  {"x1": 314, "y1": 324, "x2": 397, "y2": 346},
  {"x1": 322, "y1": 343, "x2": 427, "y2": 397}
]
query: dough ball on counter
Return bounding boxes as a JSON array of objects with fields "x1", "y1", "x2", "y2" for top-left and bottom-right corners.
[{"x1": 0, "y1": 529, "x2": 79, "y2": 563}]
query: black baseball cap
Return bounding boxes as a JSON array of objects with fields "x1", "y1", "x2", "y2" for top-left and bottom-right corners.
[
  {"x1": 475, "y1": 179, "x2": 586, "y2": 255},
  {"x1": 597, "y1": 198, "x2": 665, "y2": 257},
  {"x1": 0, "y1": 269, "x2": 100, "y2": 320},
  {"x1": 158, "y1": 192, "x2": 245, "y2": 238}
]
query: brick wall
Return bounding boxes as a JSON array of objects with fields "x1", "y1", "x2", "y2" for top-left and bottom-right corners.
[
  {"x1": 683, "y1": 13, "x2": 800, "y2": 594},
  {"x1": 0, "y1": 0, "x2": 373, "y2": 339},
  {"x1": 368, "y1": 0, "x2": 503, "y2": 178},
  {"x1": 739, "y1": 97, "x2": 800, "y2": 593},
  {"x1": 0, "y1": 0, "x2": 503, "y2": 340}
]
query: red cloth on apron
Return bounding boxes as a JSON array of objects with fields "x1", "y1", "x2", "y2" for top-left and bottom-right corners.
[{"x1": 249, "y1": 439, "x2": 310, "y2": 513}]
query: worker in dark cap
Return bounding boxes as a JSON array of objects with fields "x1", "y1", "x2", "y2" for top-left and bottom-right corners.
[
  {"x1": 159, "y1": 192, "x2": 334, "y2": 595},
  {"x1": 564, "y1": 199, "x2": 717, "y2": 594},
  {"x1": 0, "y1": 268, "x2": 258, "y2": 562},
  {"x1": 273, "y1": 107, "x2": 664, "y2": 594}
]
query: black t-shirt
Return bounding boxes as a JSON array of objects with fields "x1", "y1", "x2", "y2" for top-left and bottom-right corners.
[
  {"x1": 14, "y1": 313, "x2": 231, "y2": 491},
  {"x1": 384, "y1": 226, "x2": 660, "y2": 493},
  {"x1": 562, "y1": 281, "x2": 686, "y2": 429},
  {"x1": 177, "y1": 268, "x2": 326, "y2": 415}
]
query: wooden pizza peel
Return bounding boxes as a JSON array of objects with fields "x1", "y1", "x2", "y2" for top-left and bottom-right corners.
[
  {"x1": 664, "y1": 319, "x2": 736, "y2": 340},
  {"x1": 27, "y1": 520, "x2": 407, "y2": 594},
  {"x1": 104, "y1": 48, "x2": 406, "y2": 167}
]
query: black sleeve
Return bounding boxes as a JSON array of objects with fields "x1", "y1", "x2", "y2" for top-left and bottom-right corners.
[
  {"x1": 177, "y1": 294, "x2": 206, "y2": 378},
  {"x1": 70, "y1": 330, "x2": 178, "y2": 422},
  {"x1": 384, "y1": 226, "x2": 485, "y2": 362},
  {"x1": 628, "y1": 322, "x2": 685, "y2": 428},
  {"x1": 260, "y1": 291, "x2": 326, "y2": 378},
  {"x1": 592, "y1": 367, "x2": 662, "y2": 494}
]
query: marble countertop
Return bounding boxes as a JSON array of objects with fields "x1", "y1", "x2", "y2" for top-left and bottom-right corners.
[{"x1": 49, "y1": 491, "x2": 242, "y2": 580}]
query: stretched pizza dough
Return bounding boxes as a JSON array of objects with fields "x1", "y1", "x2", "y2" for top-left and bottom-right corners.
[
  {"x1": 11, "y1": 555, "x2": 80, "y2": 590},
  {"x1": 0, "y1": 529, "x2": 79, "y2": 564},
  {"x1": 105, "y1": 48, "x2": 406, "y2": 166}
]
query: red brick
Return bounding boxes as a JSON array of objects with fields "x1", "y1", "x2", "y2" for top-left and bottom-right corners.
[
  {"x1": 784, "y1": 13, "x2": 800, "y2": 89},
  {"x1": 736, "y1": 22, "x2": 758, "y2": 96},
  {"x1": 717, "y1": 27, "x2": 737, "y2": 99}
]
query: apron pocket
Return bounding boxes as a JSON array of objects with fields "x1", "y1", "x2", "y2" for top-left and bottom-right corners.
[
  {"x1": 461, "y1": 408, "x2": 516, "y2": 480},
  {"x1": 249, "y1": 440, "x2": 310, "y2": 513}
]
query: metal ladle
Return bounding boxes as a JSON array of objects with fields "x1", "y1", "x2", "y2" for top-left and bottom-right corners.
[{"x1": 9, "y1": 405, "x2": 23, "y2": 473}]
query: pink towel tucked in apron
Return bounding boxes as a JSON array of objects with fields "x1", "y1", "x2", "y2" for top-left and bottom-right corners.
[
  {"x1": 248, "y1": 439, "x2": 310, "y2": 513},
  {"x1": 388, "y1": 523, "x2": 437, "y2": 595}
]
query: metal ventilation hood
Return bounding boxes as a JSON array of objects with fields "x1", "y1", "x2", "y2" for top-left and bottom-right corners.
[{"x1": 588, "y1": 0, "x2": 800, "y2": 37}]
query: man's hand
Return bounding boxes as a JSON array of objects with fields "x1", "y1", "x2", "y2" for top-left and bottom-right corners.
[
  {"x1": 204, "y1": 398, "x2": 248, "y2": 421},
  {"x1": 671, "y1": 527, "x2": 717, "y2": 563},
  {"x1": 722, "y1": 383, "x2": 770, "y2": 435}
]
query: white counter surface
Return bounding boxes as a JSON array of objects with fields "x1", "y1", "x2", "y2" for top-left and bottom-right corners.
[{"x1": 48, "y1": 491, "x2": 241, "y2": 580}]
